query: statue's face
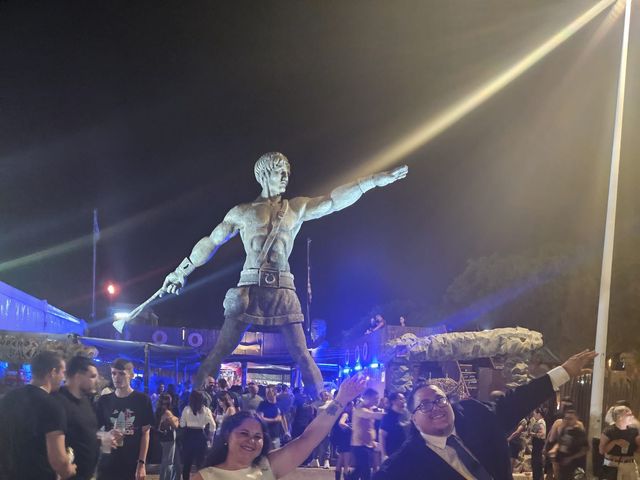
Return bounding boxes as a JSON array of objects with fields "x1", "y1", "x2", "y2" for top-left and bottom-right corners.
[{"x1": 261, "y1": 163, "x2": 290, "y2": 196}]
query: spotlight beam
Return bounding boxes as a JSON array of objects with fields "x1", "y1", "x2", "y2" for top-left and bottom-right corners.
[
  {"x1": 345, "y1": 0, "x2": 617, "y2": 179},
  {"x1": 0, "y1": 180, "x2": 216, "y2": 273}
]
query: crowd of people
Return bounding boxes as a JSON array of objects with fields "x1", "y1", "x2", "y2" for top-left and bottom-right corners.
[
  {"x1": 0, "y1": 349, "x2": 637, "y2": 480},
  {"x1": 0, "y1": 351, "x2": 366, "y2": 480},
  {"x1": 503, "y1": 396, "x2": 640, "y2": 480}
]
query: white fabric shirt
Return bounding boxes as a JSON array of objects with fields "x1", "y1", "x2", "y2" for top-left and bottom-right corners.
[
  {"x1": 180, "y1": 405, "x2": 216, "y2": 430},
  {"x1": 418, "y1": 366, "x2": 570, "y2": 480},
  {"x1": 198, "y1": 458, "x2": 276, "y2": 480},
  {"x1": 420, "y1": 430, "x2": 476, "y2": 480},
  {"x1": 351, "y1": 406, "x2": 385, "y2": 447}
]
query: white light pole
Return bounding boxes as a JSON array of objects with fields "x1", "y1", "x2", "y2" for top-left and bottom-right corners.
[{"x1": 588, "y1": 0, "x2": 632, "y2": 454}]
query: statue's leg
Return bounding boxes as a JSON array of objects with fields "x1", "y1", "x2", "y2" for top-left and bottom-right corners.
[
  {"x1": 195, "y1": 318, "x2": 249, "y2": 387},
  {"x1": 280, "y1": 322, "x2": 324, "y2": 398}
]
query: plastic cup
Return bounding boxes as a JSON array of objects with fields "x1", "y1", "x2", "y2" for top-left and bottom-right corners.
[
  {"x1": 114, "y1": 428, "x2": 124, "y2": 448},
  {"x1": 97, "y1": 431, "x2": 112, "y2": 454}
]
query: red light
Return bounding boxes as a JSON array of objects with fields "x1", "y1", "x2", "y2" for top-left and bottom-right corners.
[{"x1": 106, "y1": 283, "x2": 118, "y2": 296}]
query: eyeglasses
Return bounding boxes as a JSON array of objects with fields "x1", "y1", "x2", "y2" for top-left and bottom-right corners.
[{"x1": 413, "y1": 396, "x2": 449, "y2": 414}]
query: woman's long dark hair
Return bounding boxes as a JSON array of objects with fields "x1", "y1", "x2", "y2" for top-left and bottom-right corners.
[
  {"x1": 189, "y1": 390, "x2": 205, "y2": 415},
  {"x1": 205, "y1": 411, "x2": 272, "y2": 468},
  {"x1": 218, "y1": 392, "x2": 234, "y2": 410},
  {"x1": 155, "y1": 393, "x2": 174, "y2": 428}
]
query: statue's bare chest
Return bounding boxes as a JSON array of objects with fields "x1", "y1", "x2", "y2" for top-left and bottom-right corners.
[{"x1": 241, "y1": 202, "x2": 298, "y2": 234}]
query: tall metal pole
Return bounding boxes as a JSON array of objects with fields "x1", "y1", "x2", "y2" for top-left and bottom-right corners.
[
  {"x1": 91, "y1": 209, "x2": 99, "y2": 321},
  {"x1": 305, "y1": 237, "x2": 312, "y2": 334},
  {"x1": 144, "y1": 343, "x2": 150, "y2": 394},
  {"x1": 588, "y1": 0, "x2": 632, "y2": 446}
]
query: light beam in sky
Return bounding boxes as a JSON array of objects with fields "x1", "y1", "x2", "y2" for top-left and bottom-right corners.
[{"x1": 345, "y1": 0, "x2": 618, "y2": 180}]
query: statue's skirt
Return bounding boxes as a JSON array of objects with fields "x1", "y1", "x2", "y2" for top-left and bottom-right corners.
[{"x1": 223, "y1": 285, "x2": 304, "y2": 328}]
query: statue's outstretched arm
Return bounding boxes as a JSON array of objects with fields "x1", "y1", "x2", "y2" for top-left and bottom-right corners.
[
  {"x1": 301, "y1": 165, "x2": 408, "y2": 221},
  {"x1": 161, "y1": 208, "x2": 240, "y2": 295}
]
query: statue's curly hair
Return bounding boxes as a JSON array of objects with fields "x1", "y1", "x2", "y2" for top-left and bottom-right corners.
[{"x1": 254, "y1": 152, "x2": 290, "y2": 185}]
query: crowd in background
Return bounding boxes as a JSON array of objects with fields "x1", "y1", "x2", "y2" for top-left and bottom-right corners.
[
  {"x1": 504, "y1": 395, "x2": 640, "y2": 480},
  {"x1": 0, "y1": 349, "x2": 638, "y2": 480},
  {"x1": 147, "y1": 377, "x2": 413, "y2": 480}
]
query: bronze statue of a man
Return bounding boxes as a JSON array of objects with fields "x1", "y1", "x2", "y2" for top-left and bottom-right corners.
[{"x1": 161, "y1": 153, "x2": 408, "y2": 395}]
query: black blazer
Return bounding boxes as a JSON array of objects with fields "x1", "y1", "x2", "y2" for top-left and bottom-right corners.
[{"x1": 373, "y1": 374, "x2": 554, "y2": 480}]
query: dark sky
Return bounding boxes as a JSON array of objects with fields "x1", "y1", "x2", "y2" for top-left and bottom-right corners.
[{"x1": 1, "y1": 0, "x2": 639, "y2": 338}]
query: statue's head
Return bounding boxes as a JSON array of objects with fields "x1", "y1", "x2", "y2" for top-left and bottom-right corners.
[{"x1": 254, "y1": 152, "x2": 290, "y2": 196}]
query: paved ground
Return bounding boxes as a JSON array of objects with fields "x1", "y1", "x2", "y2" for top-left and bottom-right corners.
[
  {"x1": 145, "y1": 468, "x2": 538, "y2": 479},
  {"x1": 147, "y1": 467, "x2": 335, "y2": 479}
]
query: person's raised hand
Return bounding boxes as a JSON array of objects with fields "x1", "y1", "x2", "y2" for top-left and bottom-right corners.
[
  {"x1": 335, "y1": 373, "x2": 367, "y2": 405},
  {"x1": 561, "y1": 349, "x2": 598, "y2": 377}
]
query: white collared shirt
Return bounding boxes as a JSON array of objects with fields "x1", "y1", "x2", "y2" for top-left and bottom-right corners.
[
  {"x1": 420, "y1": 429, "x2": 476, "y2": 480},
  {"x1": 416, "y1": 366, "x2": 570, "y2": 480}
]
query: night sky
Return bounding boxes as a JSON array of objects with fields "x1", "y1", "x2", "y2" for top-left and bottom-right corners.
[{"x1": 2, "y1": 1, "x2": 639, "y2": 340}]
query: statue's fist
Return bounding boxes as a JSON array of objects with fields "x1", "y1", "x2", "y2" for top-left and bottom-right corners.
[
  {"x1": 374, "y1": 165, "x2": 408, "y2": 187},
  {"x1": 162, "y1": 271, "x2": 186, "y2": 296}
]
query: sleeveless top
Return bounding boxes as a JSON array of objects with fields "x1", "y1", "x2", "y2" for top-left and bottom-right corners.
[{"x1": 198, "y1": 458, "x2": 276, "y2": 480}]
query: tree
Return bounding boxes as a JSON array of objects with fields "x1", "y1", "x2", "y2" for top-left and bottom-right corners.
[{"x1": 440, "y1": 243, "x2": 611, "y2": 359}]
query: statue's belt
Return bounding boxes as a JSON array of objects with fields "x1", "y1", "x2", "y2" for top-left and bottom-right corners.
[{"x1": 238, "y1": 269, "x2": 295, "y2": 290}]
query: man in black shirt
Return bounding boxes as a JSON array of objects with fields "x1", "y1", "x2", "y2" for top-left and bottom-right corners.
[
  {"x1": 257, "y1": 385, "x2": 284, "y2": 448},
  {"x1": 0, "y1": 350, "x2": 76, "y2": 479},
  {"x1": 54, "y1": 355, "x2": 100, "y2": 480},
  {"x1": 96, "y1": 358, "x2": 154, "y2": 480},
  {"x1": 201, "y1": 375, "x2": 217, "y2": 409},
  {"x1": 380, "y1": 392, "x2": 409, "y2": 461}
]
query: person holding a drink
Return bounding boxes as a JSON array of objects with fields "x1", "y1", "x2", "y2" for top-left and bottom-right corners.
[
  {"x1": 600, "y1": 406, "x2": 640, "y2": 480},
  {"x1": 96, "y1": 358, "x2": 154, "y2": 480}
]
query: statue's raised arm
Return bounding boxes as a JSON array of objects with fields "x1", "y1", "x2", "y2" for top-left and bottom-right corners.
[
  {"x1": 299, "y1": 165, "x2": 408, "y2": 221},
  {"x1": 161, "y1": 208, "x2": 241, "y2": 295}
]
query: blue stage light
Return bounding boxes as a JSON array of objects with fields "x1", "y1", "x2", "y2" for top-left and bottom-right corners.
[
  {"x1": 369, "y1": 362, "x2": 379, "y2": 369},
  {"x1": 354, "y1": 363, "x2": 363, "y2": 371},
  {"x1": 342, "y1": 367, "x2": 351, "y2": 374}
]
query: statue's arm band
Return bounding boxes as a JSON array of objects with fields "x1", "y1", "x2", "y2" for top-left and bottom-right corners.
[
  {"x1": 176, "y1": 257, "x2": 196, "y2": 276},
  {"x1": 357, "y1": 176, "x2": 375, "y2": 194}
]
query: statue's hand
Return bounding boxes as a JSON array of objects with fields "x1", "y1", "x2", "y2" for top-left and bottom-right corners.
[
  {"x1": 373, "y1": 165, "x2": 408, "y2": 187},
  {"x1": 161, "y1": 271, "x2": 186, "y2": 296}
]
